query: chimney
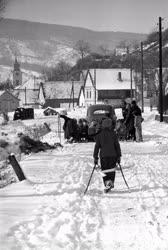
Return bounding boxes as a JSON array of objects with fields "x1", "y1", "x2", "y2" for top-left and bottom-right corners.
[{"x1": 118, "y1": 72, "x2": 122, "y2": 81}]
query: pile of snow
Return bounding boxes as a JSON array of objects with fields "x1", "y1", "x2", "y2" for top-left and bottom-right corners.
[
  {"x1": 41, "y1": 131, "x2": 62, "y2": 145},
  {"x1": 0, "y1": 161, "x2": 17, "y2": 188}
]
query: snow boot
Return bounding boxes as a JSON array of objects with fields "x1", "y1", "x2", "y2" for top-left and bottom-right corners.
[{"x1": 104, "y1": 180, "x2": 114, "y2": 193}]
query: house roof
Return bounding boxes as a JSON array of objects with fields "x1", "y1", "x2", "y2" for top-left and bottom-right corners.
[
  {"x1": 41, "y1": 81, "x2": 84, "y2": 99},
  {"x1": 12, "y1": 88, "x2": 39, "y2": 104},
  {"x1": 14, "y1": 78, "x2": 41, "y2": 90},
  {"x1": 18, "y1": 89, "x2": 39, "y2": 104},
  {"x1": 0, "y1": 90, "x2": 20, "y2": 100},
  {"x1": 87, "y1": 68, "x2": 135, "y2": 90}
]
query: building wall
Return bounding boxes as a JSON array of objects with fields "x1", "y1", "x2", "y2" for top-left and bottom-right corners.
[
  {"x1": 38, "y1": 85, "x2": 45, "y2": 106},
  {"x1": 84, "y1": 69, "x2": 135, "y2": 106},
  {"x1": 79, "y1": 89, "x2": 85, "y2": 107},
  {"x1": 84, "y1": 73, "x2": 96, "y2": 106},
  {"x1": 43, "y1": 98, "x2": 78, "y2": 109},
  {"x1": 0, "y1": 92, "x2": 19, "y2": 113}
]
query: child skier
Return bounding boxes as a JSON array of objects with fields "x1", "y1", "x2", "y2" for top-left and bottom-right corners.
[{"x1": 93, "y1": 118, "x2": 122, "y2": 193}]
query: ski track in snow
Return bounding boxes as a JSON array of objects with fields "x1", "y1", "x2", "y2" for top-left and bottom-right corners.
[{"x1": 1, "y1": 129, "x2": 168, "y2": 249}]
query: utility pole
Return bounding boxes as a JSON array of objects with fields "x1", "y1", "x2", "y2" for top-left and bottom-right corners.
[
  {"x1": 141, "y1": 42, "x2": 144, "y2": 112},
  {"x1": 25, "y1": 87, "x2": 27, "y2": 105},
  {"x1": 72, "y1": 79, "x2": 74, "y2": 109},
  {"x1": 130, "y1": 58, "x2": 133, "y2": 101},
  {"x1": 159, "y1": 16, "x2": 163, "y2": 122},
  {"x1": 94, "y1": 69, "x2": 96, "y2": 104},
  {"x1": 34, "y1": 76, "x2": 36, "y2": 89}
]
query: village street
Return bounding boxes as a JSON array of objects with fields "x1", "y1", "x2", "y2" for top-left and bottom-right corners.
[
  {"x1": 0, "y1": 111, "x2": 168, "y2": 250},
  {"x1": 1, "y1": 1, "x2": 168, "y2": 249}
]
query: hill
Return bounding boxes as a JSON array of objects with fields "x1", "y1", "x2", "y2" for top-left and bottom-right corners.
[{"x1": 0, "y1": 18, "x2": 146, "y2": 72}]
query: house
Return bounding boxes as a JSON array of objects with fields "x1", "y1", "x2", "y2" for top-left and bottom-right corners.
[
  {"x1": 13, "y1": 87, "x2": 40, "y2": 108},
  {"x1": 115, "y1": 47, "x2": 129, "y2": 56},
  {"x1": 12, "y1": 76, "x2": 42, "y2": 108},
  {"x1": 38, "y1": 81, "x2": 84, "y2": 109},
  {"x1": 0, "y1": 90, "x2": 19, "y2": 113},
  {"x1": 81, "y1": 68, "x2": 135, "y2": 107}
]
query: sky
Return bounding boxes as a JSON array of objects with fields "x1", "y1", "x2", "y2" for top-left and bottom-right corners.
[{"x1": 4, "y1": 0, "x2": 168, "y2": 34}]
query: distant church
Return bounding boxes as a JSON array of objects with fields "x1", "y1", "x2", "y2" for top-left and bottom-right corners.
[{"x1": 13, "y1": 57, "x2": 22, "y2": 86}]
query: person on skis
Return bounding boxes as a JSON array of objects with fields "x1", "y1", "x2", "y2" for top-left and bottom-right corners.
[{"x1": 93, "y1": 118, "x2": 122, "y2": 192}]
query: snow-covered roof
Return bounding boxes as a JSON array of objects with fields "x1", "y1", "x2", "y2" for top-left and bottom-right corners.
[
  {"x1": 15, "y1": 78, "x2": 41, "y2": 90},
  {"x1": 41, "y1": 81, "x2": 84, "y2": 99},
  {"x1": 0, "y1": 90, "x2": 20, "y2": 100},
  {"x1": 12, "y1": 88, "x2": 39, "y2": 105},
  {"x1": 87, "y1": 69, "x2": 135, "y2": 90}
]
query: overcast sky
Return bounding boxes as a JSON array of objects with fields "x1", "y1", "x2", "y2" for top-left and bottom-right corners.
[{"x1": 4, "y1": 0, "x2": 168, "y2": 33}]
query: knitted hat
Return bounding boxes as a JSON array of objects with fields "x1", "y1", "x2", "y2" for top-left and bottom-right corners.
[{"x1": 102, "y1": 118, "x2": 112, "y2": 129}]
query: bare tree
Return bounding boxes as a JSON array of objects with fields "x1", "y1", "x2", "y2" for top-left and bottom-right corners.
[
  {"x1": 42, "y1": 60, "x2": 72, "y2": 81},
  {"x1": 75, "y1": 40, "x2": 90, "y2": 60},
  {"x1": 0, "y1": 0, "x2": 9, "y2": 16},
  {"x1": 98, "y1": 44, "x2": 109, "y2": 56}
]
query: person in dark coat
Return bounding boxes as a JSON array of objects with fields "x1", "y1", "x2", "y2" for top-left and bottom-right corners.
[
  {"x1": 78, "y1": 118, "x2": 89, "y2": 142},
  {"x1": 59, "y1": 114, "x2": 71, "y2": 140},
  {"x1": 121, "y1": 100, "x2": 127, "y2": 121},
  {"x1": 124, "y1": 103, "x2": 136, "y2": 141},
  {"x1": 60, "y1": 114, "x2": 79, "y2": 142},
  {"x1": 131, "y1": 100, "x2": 143, "y2": 142},
  {"x1": 93, "y1": 118, "x2": 122, "y2": 192}
]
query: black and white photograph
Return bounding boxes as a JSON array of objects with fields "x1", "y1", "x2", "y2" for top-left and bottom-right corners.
[{"x1": 0, "y1": 0, "x2": 168, "y2": 249}]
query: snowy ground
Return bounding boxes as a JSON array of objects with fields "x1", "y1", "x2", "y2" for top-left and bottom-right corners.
[{"x1": 1, "y1": 108, "x2": 168, "y2": 250}]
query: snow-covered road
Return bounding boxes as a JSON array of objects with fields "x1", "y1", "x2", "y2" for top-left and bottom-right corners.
[{"x1": 1, "y1": 111, "x2": 168, "y2": 250}]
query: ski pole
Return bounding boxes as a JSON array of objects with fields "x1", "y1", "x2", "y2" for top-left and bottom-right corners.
[
  {"x1": 84, "y1": 164, "x2": 97, "y2": 195},
  {"x1": 118, "y1": 163, "x2": 130, "y2": 190}
]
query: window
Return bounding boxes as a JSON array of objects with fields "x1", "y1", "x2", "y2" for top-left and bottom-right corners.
[{"x1": 86, "y1": 90, "x2": 92, "y2": 99}]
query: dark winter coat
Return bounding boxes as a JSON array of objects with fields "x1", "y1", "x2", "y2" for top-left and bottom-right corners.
[
  {"x1": 93, "y1": 128, "x2": 121, "y2": 161},
  {"x1": 122, "y1": 105, "x2": 135, "y2": 137},
  {"x1": 132, "y1": 105, "x2": 142, "y2": 116},
  {"x1": 60, "y1": 115, "x2": 78, "y2": 140}
]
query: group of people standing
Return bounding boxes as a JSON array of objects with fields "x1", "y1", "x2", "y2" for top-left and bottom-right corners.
[
  {"x1": 121, "y1": 100, "x2": 143, "y2": 142},
  {"x1": 60, "y1": 114, "x2": 89, "y2": 143}
]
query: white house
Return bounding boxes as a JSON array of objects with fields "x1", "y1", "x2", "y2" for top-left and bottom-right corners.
[{"x1": 80, "y1": 68, "x2": 135, "y2": 107}]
